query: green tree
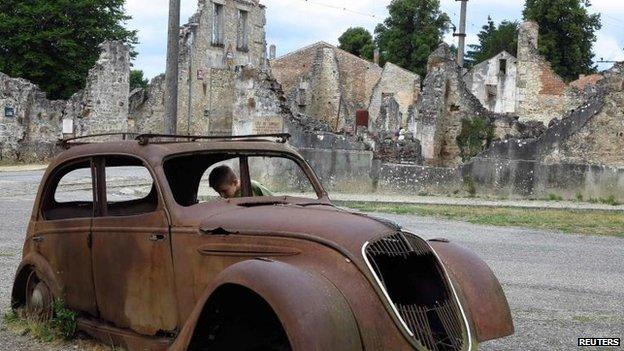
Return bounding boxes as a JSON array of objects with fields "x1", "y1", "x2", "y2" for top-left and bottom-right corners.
[
  {"x1": 466, "y1": 18, "x2": 519, "y2": 66},
  {"x1": 523, "y1": 0, "x2": 601, "y2": 81},
  {"x1": 338, "y1": 27, "x2": 375, "y2": 60},
  {"x1": 0, "y1": 0, "x2": 138, "y2": 100},
  {"x1": 374, "y1": 0, "x2": 450, "y2": 77},
  {"x1": 130, "y1": 70, "x2": 149, "y2": 91}
]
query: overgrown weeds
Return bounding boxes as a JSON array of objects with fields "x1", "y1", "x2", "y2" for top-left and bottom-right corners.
[{"x1": 3, "y1": 299, "x2": 77, "y2": 342}]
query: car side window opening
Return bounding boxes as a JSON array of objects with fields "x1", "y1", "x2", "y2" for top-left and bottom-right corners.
[
  {"x1": 102, "y1": 156, "x2": 158, "y2": 217},
  {"x1": 163, "y1": 153, "x2": 319, "y2": 207},
  {"x1": 42, "y1": 160, "x2": 94, "y2": 220}
]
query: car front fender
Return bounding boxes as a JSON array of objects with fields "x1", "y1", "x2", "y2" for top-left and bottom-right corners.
[
  {"x1": 428, "y1": 239, "x2": 514, "y2": 342},
  {"x1": 172, "y1": 259, "x2": 362, "y2": 351},
  {"x1": 12, "y1": 252, "x2": 62, "y2": 307}
]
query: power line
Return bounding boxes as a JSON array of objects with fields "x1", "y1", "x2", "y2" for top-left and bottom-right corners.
[{"x1": 267, "y1": 0, "x2": 378, "y2": 19}]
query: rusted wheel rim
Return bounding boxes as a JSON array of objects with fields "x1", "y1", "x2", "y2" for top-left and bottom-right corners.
[{"x1": 25, "y1": 271, "x2": 52, "y2": 321}]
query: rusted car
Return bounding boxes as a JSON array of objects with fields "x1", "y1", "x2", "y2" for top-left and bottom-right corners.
[{"x1": 12, "y1": 133, "x2": 513, "y2": 351}]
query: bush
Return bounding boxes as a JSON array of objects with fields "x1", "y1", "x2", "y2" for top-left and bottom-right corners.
[
  {"x1": 456, "y1": 117, "x2": 494, "y2": 162},
  {"x1": 547, "y1": 193, "x2": 563, "y2": 201},
  {"x1": 50, "y1": 300, "x2": 77, "y2": 340}
]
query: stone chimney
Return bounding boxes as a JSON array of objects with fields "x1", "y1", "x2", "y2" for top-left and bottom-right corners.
[
  {"x1": 518, "y1": 21, "x2": 540, "y2": 62},
  {"x1": 269, "y1": 44, "x2": 276, "y2": 60}
]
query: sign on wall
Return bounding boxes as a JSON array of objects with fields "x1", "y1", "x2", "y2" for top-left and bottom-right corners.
[
  {"x1": 253, "y1": 117, "x2": 283, "y2": 134},
  {"x1": 4, "y1": 107, "x2": 15, "y2": 118},
  {"x1": 62, "y1": 118, "x2": 74, "y2": 134}
]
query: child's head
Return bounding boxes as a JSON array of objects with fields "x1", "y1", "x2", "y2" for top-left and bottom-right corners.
[{"x1": 209, "y1": 165, "x2": 240, "y2": 198}]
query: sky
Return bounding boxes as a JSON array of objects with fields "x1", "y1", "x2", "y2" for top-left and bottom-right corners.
[{"x1": 125, "y1": 0, "x2": 624, "y2": 79}]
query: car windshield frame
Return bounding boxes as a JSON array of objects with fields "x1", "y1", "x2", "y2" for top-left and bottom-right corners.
[{"x1": 162, "y1": 150, "x2": 327, "y2": 207}]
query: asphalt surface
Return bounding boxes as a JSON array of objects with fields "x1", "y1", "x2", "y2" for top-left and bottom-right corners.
[{"x1": 0, "y1": 169, "x2": 622, "y2": 350}]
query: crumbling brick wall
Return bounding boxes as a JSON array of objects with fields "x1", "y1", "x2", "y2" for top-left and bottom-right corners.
[{"x1": 515, "y1": 21, "x2": 574, "y2": 125}]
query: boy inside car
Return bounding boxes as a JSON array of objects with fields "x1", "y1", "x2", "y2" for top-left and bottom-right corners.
[{"x1": 209, "y1": 165, "x2": 273, "y2": 198}]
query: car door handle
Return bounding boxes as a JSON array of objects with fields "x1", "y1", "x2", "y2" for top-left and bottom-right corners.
[
  {"x1": 32, "y1": 236, "x2": 44, "y2": 243},
  {"x1": 149, "y1": 234, "x2": 166, "y2": 242}
]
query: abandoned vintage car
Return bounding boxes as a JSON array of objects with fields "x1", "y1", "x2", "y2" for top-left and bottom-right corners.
[{"x1": 12, "y1": 133, "x2": 513, "y2": 351}]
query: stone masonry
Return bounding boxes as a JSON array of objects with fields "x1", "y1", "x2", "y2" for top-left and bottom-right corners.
[
  {"x1": 0, "y1": 41, "x2": 130, "y2": 161},
  {"x1": 464, "y1": 21, "x2": 605, "y2": 126},
  {"x1": 129, "y1": 0, "x2": 286, "y2": 136},
  {"x1": 271, "y1": 42, "x2": 420, "y2": 133}
]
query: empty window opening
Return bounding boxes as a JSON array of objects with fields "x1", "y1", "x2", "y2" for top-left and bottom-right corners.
[
  {"x1": 103, "y1": 156, "x2": 158, "y2": 217},
  {"x1": 212, "y1": 3, "x2": 224, "y2": 46},
  {"x1": 487, "y1": 92, "x2": 497, "y2": 110},
  {"x1": 237, "y1": 9, "x2": 249, "y2": 51},
  {"x1": 298, "y1": 88, "x2": 307, "y2": 106},
  {"x1": 43, "y1": 160, "x2": 93, "y2": 220},
  {"x1": 499, "y1": 59, "x2": 507, "y2": 75}
]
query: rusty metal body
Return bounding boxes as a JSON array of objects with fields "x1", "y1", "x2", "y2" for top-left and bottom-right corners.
[{"x1": 12, "y1": 138, "x2": 513, "y2": 351}]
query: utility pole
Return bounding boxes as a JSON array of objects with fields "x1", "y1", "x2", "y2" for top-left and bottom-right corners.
[
  {"x1": 164, "y1": 0, "x2": 181, "y2": 135},
  {"x1": 454, "y1": 0, "x2": 468, "y2": 67},
  {"x1": 187, "y1": 23, "x2": 199, "y2": 135}
]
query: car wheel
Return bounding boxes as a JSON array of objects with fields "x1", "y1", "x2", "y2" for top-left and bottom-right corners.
[{"x1": 25, "y1": 270, "x2": 52, "y2": 321}]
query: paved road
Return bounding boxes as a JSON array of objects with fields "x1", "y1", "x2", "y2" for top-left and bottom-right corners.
[{"x1": 0, "y1": 170, "x2": 622, "y2": 350}]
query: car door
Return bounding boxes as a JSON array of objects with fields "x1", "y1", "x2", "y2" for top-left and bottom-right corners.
[
  {"x1": 90, "y1": 155, "x2": 178, "y2": 336},
  {"x1": 35, "y1": 158, "x2": 98, "y2": 316}
]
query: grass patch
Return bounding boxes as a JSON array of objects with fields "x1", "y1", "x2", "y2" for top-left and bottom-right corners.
[
  {"x1": 3, "y1": 300, "x2": 77, "y2": 343},
  {"x1": 588, "y1": 195, "x2": 621, "y2": 206},
  {"x1": 337, "y1": 202, "x2": 624, "y2": 238}
]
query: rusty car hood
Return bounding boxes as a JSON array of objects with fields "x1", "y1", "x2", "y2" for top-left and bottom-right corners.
[{"x1": 198, "y1": 204, "x2": 399, "y2": 256}]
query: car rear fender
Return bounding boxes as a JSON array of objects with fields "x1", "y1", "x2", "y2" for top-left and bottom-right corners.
[
  {"x1": 428, "y1": 239, "x2": 514, "y2": 342},
  {"x1": 12, "y1": 252, "x2": 62, "y2": 307},
  {"x1": 171, "y1": 259, "x2": 362, "y2": 351}
]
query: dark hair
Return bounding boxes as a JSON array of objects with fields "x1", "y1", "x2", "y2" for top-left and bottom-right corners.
[{"x1": 209, "y1": 165, "x2": 237, "y2": 189}]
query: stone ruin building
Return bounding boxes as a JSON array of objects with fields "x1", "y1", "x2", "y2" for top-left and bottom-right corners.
[
  {"x1": 270, "y1": 42, "x2": 420, "y2": 134},
  {"x1": 464, "y1": 22, "x2": 603, "y2": 124},
  {"x1": 0, "y1": 0, "x2": 622, "y2": 201},
  {"x1": 0, "y1": 41, "x2": 130, "y2": 160}
]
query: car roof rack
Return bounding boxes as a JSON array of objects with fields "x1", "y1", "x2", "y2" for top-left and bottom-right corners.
[
  {"x1": 58, "y1": 132, "x2": 140, "y2": 149},
  {"x1": 57, "y1": 132, "x2": 292, "y2": 148},
  {"x1": 135, "y1": 133, "x2": 291, "y2": 145}
]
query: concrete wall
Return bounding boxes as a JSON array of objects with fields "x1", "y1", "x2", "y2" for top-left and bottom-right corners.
[{"x1": 464, "y1": 159, "x2": 624, "y2": 201}]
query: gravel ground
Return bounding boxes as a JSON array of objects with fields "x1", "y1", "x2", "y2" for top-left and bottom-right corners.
[{"x1": 0, "y1": 169, "x2": 622, "y2": 350}]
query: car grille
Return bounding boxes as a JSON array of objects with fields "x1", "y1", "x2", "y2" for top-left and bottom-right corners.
[{"x1": 364, "y1": 233, "x2": 465, "y2": 351}]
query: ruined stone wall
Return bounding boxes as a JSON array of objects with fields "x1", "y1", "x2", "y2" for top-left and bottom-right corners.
[
  {"x1": 172, "y1": 0, "x2": 267, "y2": 135},
  {"x1": 308, "y1": 46, "x2": 344, "y2": 129},
  {"x1": 464, "y1": 51, "x2": 517, "y2": 114},
  {"x1": 75, "y1": 41, "x2": 130, "y2": 136},
  {"x1": 414, "y1": 44, "x2": 500, "y2": 167},
  {"x1": 0, "y1": 73, "x2": 65, "y2": 160},
  {"x1": 368, "y1": 63, "x2": 420, "y2": 131},
  {"x1": 271, "y1": 42, "x2": 384, "y2": 132},
  {"x1": 542, "y1": 63, "x2": 624, "y2": 167},
  {"x1": 515, "y1": 22, "x2": 573, "y2": 124},
  {"x1": 128, "y1": 74, "x2": 166, "y2": 133},
  {"x1": 333, "y1": 48, "x2": 385, "y2": 129},
  {"x1": 0, "y1": 41, "x2": 130, "y2": 161}
]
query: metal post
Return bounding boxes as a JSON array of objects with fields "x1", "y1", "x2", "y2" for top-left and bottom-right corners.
[
  {"x1": 187, "y1": 24, "x2": 198, "y2": 135},
  {"x1": 455, "y1": 0, "x2": 468, "y2": 67},
  {"x1": 164, "y1": 0, "x2": 181, "y2": 134}
]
